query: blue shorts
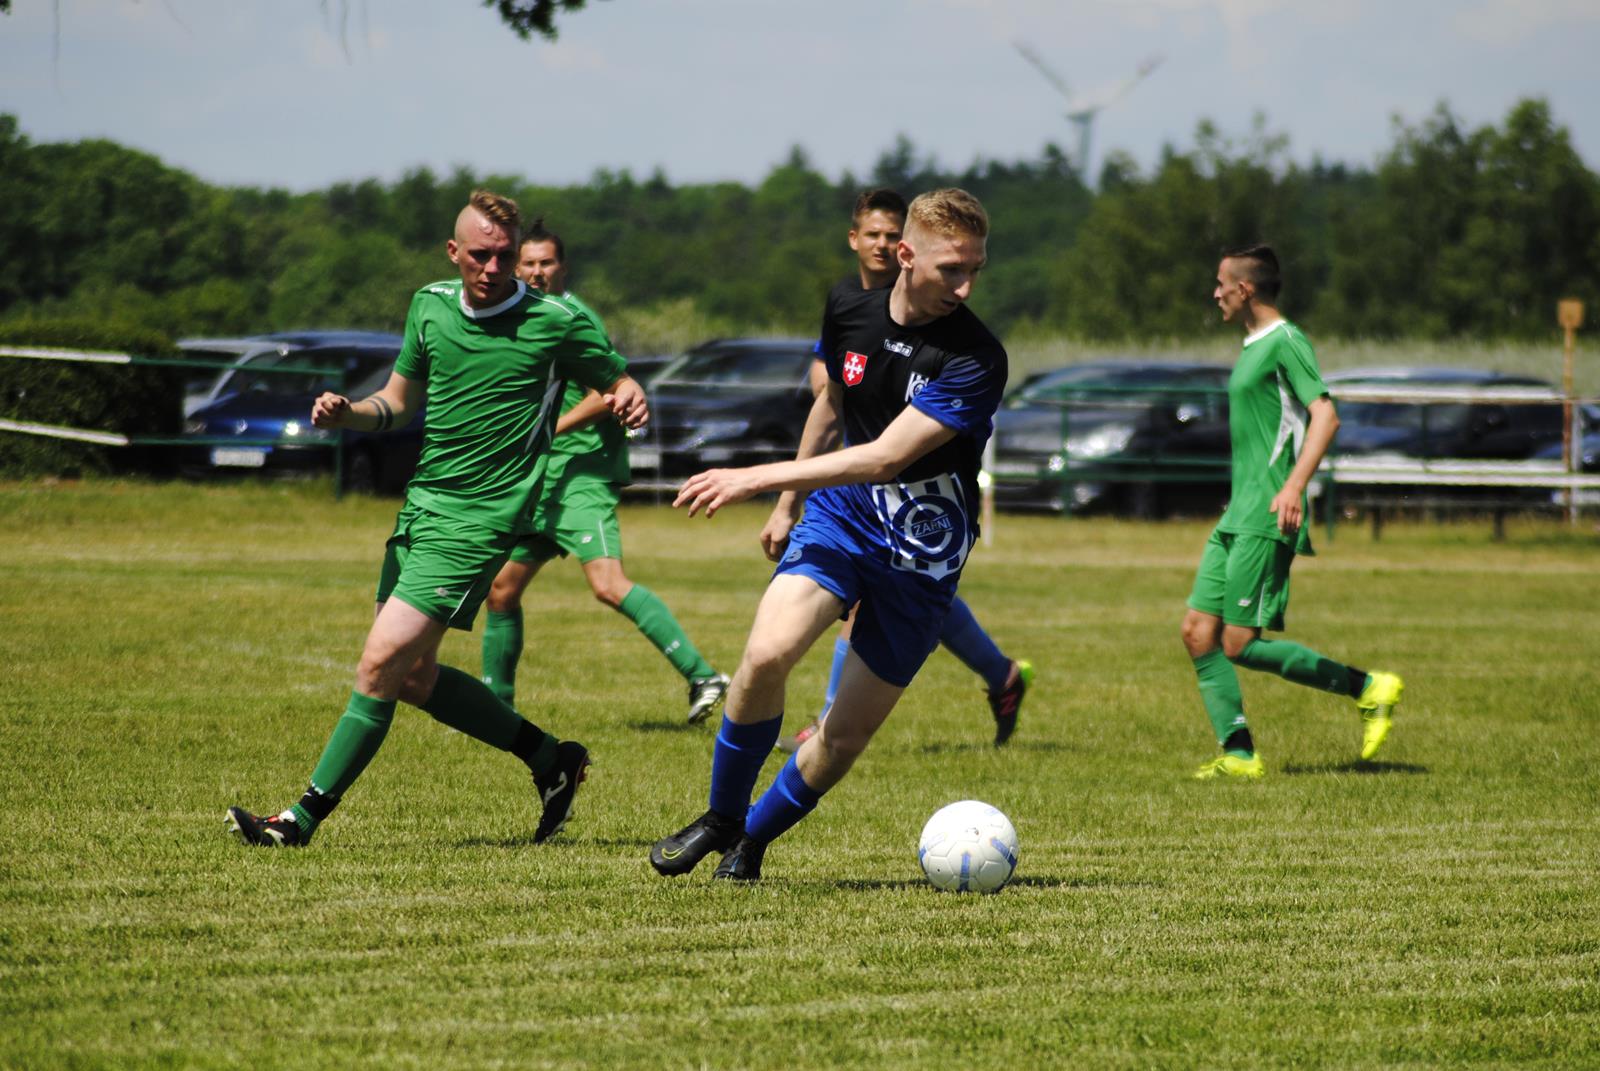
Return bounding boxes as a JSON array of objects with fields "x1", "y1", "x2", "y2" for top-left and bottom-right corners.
[{"x1": 774, "y1": 516, "x2": 958, "y2": 687}]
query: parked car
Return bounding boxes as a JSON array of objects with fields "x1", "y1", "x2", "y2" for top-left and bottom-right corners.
[
  {"x1": 181, "y1": 332, "x2": 404, "y2": 485},
  {"x1": 988, "y1": 360, "x2": 1233, "y2": 516},
  {"x1": 1326, "y1": 367, "x2": 1597, "y2": 461},
  {"x1": 627, "y1": 337, "x2": 817, "y2": 485},
  {"x1": 178, "y1": 337, "x2": 296, "y2": 417}
]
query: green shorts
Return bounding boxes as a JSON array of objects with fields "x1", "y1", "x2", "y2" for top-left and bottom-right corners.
[
  {"x1": 376, "y1": 502, "x2": 515, "y2": 630},
  {"x1": 1187, "y1": 528, "x2": 1295, "y2": 631},
  {"x1": 509, "y1": 475, "x2": 622, "y2": 566}
]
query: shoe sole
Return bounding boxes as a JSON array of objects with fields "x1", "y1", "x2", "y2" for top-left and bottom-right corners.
[{"x1": 686, "y1": 679, "x2": 730, "y2": 725}]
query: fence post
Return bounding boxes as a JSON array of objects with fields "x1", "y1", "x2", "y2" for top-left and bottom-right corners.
[{"x1": 1558, "y1": 299, "x2": 1584, "y2": 525}]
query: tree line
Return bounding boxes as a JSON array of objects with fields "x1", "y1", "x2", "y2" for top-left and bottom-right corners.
[{"x1": 0, "y1": 97, "x2": 1595, "y2": 356}]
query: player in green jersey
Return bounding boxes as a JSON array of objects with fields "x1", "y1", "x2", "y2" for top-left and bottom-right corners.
[
  {"x1": 480, "y1": 221, "x2": 730, "y2": 722},
  {"x1": 226, "y1": 190, "x2": 648, "y2": 846},
  {"x1": 1182, "y1": 244, "x2": 1403, "y2": 779}
]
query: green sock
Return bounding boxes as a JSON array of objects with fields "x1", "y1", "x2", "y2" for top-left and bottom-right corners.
[
  {"x1": 481, "y1": 608, "x2": 523, "y2": 706},
  {"x1": 421, "y1": 664, "x2": 530, "y2": 752},
  {"x1": 617, "y1": 584, "x2": 717, "y2": 682},
  {"x1": 1234, "y1": 638, "x2": 1362, "y2": 696},
  {"x1": 306, "y1": 692, "x2": 397, "y2": 811},
  {"x1": 1193, "y1": 650, "x2": 1251, "y2": 754}
]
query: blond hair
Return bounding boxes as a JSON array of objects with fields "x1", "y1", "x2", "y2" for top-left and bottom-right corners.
[
  {"x1": 906, "y1": 188, "x2": 988, "y2": 240},
  {"x1": 467, "y1": 188, "x2": 522, "y2": 238}
]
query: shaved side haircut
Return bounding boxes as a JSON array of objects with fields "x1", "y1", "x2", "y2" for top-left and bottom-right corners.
[
  {"x1": 469, "y1": 188, "x2": 522, "y2": 240},
  {"x1": 1222, "y1": 243, "x2": 1282, "y2": 302}
]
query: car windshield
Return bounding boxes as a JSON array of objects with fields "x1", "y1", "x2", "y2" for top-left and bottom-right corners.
[
  {"x1": 657, "y1": 347, "x2": 808, "y2": 388},
  {"x1": 1009, "y1": 366, "x2": 1213, "y2": 407},
  {"x1": 224, "y1": 352, "x2": 348, "y2": 397},
  {"x1": 1338, "y1": 402, "x2": 1474, "y2": 432}
]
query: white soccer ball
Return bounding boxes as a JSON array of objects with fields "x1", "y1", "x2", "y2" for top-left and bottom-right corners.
[{"x1": 917, "y1": 799, "x2": 1018, "y2": 894}]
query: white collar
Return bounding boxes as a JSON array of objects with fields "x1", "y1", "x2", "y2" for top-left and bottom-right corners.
[
  {"x1": 459, "y1": 279, "x2": 526, "y2": 319},
  {"x1": 1243, "y1": 318, "x2": 1285, "y2": 347}
]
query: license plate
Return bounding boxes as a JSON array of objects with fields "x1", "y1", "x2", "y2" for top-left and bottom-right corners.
[
  {"x1": 211, "y1": 447, "x2": 267, "y2": 468},
  {"x1": 629, "y1": 446, "x2": 660, "y2": 471}
]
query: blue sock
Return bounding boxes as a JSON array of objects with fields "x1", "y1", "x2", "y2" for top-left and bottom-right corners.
[
  {"x1": 708, "y1": 714, "x2": 782, "y2": 821},
  {"x1": 818, "y1": 636, "x2": 850, "y2": 722},
  {"x1": 745, "y1": 754, "x2": 823, "y2": 843},
  {"x1": 939, "y1": 596, "x2": 1011, "y2": 693}
]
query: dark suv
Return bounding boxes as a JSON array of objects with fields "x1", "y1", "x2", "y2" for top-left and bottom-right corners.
[{"x1": 626, "y1": 337, "x2": 817, "y2": 485}]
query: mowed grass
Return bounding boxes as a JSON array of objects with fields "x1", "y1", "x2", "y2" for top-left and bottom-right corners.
[{"x1": 1, "y1": 480, "x2": 1597, "y2": 1070}]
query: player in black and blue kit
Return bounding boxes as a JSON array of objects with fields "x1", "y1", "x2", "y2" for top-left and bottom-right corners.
[{"x1": 649, "y1": 189, "x2": 1008, "y2": 882}]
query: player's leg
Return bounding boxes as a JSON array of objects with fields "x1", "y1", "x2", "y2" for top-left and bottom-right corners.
[
  {"x1": 1183, "y1": 529, "x2": 1261, "y2": 779},
  {"x1": 718, "y1": 564, "x2": 947, "y2": 882},
  {"x1": 939, "y1": 595, "x2": 1033, "y2": 746},
  {"x1": 776, "y1": 605, "x2": 855, "y2": 753},
  {"x1": 227, "y1": 595, "x2": 447, "y2": 847},
  {"x1": 650, "y1": 570, "x2": 846, "y2": 877},
  {"x1": 1219, "y1": 535, "x2": 1402, "y2": 759},
  {"x1": 580, "y1": 555, "x2": 728, "y2": 723},
  {"x1": 481, "y1": 547, "x2": 546, "y2": 706},
  {"x1": 564, "y1": 479, "x2": 729, "y2": 722}
]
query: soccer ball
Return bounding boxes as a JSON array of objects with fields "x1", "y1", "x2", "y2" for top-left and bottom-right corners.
[{"x1": 917, "y1": 800, "x2": 1018, "y2": 894}]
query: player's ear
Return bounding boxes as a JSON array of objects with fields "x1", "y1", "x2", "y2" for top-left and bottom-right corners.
[
  {"x1": 897, "y1": 238, "x2": 914, "y2": 271},
  {"x1": 445, "y1": 239, "x2": 459, "y2": 265},
  {"x1": 847, "y1": 228, "x2": 860, "y2": 251}
]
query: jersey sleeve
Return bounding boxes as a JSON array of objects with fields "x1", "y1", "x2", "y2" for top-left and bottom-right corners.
[
  {"x1": 554, "y1": 304, "x2": 628, "y2": 393},
  {"x1": 1278, "y1": 330, "x2": 1329, "y2": 408},
  {"x1": 392, "y1": 291, "x2": 431, "y2": 382},
  {"x1": 910, "y1": 346, "x2": 1008, "y2": 437}
]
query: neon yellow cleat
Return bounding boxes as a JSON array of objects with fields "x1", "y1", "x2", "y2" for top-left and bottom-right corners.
[
  {"x1": 1192, "y1": 753, "x2": 1265, "y2": 780},
  {"x1": 1357, "y1": 671, "x2": 1405, "y2": 760}
]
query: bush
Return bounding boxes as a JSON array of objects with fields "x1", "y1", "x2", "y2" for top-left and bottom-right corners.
[{"x1": 0, "y1": 319, "x2": 183, "y2": 477}]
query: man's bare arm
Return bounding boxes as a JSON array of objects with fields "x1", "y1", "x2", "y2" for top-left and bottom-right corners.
[
  {"x1": 310, "y1": 371, "x2": 425, "y2": 432},
  {"x1": 1269, "y1": 395, "x2": 1339, "y2": 532},
  {"x1": 680, "y1": 404, "x2": 956, "y2": 518},
  {"x1": 553, "y1": 389, "x2": 613, "y2": 437}
]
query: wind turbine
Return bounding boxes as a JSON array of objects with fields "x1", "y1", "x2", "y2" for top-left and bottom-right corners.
[{"x1": 1014, "y1": 42, "x2": 1164, "y2": 181}]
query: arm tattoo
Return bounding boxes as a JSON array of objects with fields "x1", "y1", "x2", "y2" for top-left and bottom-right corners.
[{"x1": 368, "y1": 395, "x2": 394, "y2": 432}]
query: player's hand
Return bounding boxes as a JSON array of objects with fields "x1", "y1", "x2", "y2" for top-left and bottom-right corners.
[
  {"x1": 1269, "y1": 485, "x2": 1303, "y2": 533},
  {"x1": 675, "y1": 467, "x2": 763, "y2": 518},
  {"x1": 603, "y1": 378, "x2": 649, "y2": 430},
  {"x1": 311, "y1": 392, "x2": 352, "y2": 428},
  {"x1": 759, "y1": 508, "x2": 797, "y2": 561}
]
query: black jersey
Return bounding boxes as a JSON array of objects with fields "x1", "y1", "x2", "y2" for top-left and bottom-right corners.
[{"x1": 805, "y1": 282, "x2": 1008, "y2": 580}]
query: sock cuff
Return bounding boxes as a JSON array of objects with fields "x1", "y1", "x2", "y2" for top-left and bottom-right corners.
[
  {"x1": 347, "y1": 691, "x2": 397, "y2": 722},
  {"x1": 832, "y1": 636, "x2": 851, "y2": 655},
  {"x1": 716, "y1": 713, "x2": 783, "y2": 751},
  {"x1": 618, "y1": 584, "x2": 649, "y2": 615},
  {"x1": 486, "y1": 608, "x2": 522, "y2": 625},
  {"x1": 1192, "y1": 648, "x2": 1230, "y2": 669},
  {"x1": 775, "y1": 755, "x2": 823, "y2": 808}
]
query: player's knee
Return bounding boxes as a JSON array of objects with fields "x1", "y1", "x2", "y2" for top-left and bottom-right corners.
[
  {"x1": 1221, "y1": 633, "x2": 1253, "y2": 661},
  {"x1": 1179, "y1": 616, "x2": 1213, "y2": 655},
  {"x1": 739, "y1": 637, "x2": 798, "y2": 686},
  {"x1": 590, "y1": 580, "x2": 627, "y2": 609},
  {"x1": 485, "y1": 582, "x2": 520, "y2": 614}
]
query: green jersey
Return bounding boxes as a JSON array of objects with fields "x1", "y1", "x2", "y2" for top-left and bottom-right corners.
[
  {"x1": 537, "y1": 292, "x2": 631, "y2": 486},
  {"x1": 1216, "y1": 319, "x2": 1328, "y2": 550},
  {"x1": 393, "y1": 278, "x2": 627, "y2": 533}
]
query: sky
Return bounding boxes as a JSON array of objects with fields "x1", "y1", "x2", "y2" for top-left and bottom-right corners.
[{"x1": 4, "y1": 0, "x2": 1599, "y2": 193}]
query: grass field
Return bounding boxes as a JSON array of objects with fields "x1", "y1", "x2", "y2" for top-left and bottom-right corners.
[{"x1": 2, "y1": 480, "x2": 1598, "y2": 1069}]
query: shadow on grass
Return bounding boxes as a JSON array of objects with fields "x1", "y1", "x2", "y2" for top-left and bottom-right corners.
[
  {"x1": 825, "y1": 874, "x2": 1162, "y2": 892},
  {"x1": 917, "y1": 740, "x2": 1072, "y2": 756},
  {"x1": 453, "y1": 835, "x2": 657, "y2": 849},
  {"x1": 1280, "y1": 759, "x2": 1430, "y2": 776},
  {"x1": 625, "y1": 720, "x2": 711, "y2": 734}
]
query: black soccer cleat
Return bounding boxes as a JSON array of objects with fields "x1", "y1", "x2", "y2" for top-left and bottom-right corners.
[
  {"x1": 533, "y1": 741, "x2": 591, "y2": 843},
  {"x1": 649, "y1": 809, "x2": 741, "y2": 876},
  {"x1": 711, "y1": 835, "x2": 766, "y2": 882},
  {"x1": 226, "y1": 806, "x2": 306, "y2": 847},
  {"x1": 989, "y1": 659, "x2": 1035, "y2": 747}
]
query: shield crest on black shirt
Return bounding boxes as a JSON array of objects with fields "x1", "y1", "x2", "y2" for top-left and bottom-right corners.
[{"x1": 842, "y1": 350, "x2": 869, "y2": 386}]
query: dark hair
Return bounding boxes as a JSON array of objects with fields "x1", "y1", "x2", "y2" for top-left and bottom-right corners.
[
  {"x1": 522, "y1": 217, "x2": 565, "y2": 263},
  {"x1": 1222, "y1": 243, "x2": 1282, "y2": 301},
  {"x1": 852, "y1": 187, "x2": 907, "y2": 227}
]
